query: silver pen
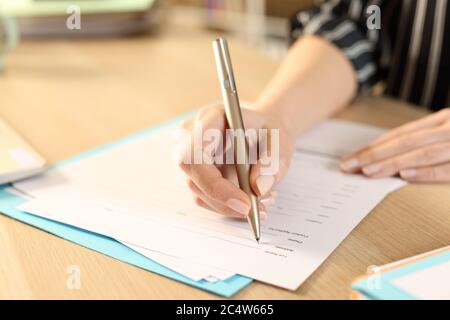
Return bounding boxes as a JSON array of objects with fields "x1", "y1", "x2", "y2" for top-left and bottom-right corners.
[{"x1": 212, "y1": 37, "x2": 261, "y2": 243}]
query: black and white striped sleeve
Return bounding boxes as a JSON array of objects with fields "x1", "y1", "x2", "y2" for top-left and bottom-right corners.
[{"x1": 290, "y1": 0, "x2": 382, "y2": 94}]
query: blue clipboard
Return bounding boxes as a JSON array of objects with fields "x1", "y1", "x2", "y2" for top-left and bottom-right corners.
[
  {"x1": 0, "y1": 113, "x2": 252, "y2": 297},
  {"x1": 351, "y1": 248, "x2": 450, "y2": 299}
]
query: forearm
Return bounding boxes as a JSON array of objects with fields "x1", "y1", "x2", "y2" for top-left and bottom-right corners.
[{"x1": 253, "y1": 35, "x2": 358, "y2": 137}]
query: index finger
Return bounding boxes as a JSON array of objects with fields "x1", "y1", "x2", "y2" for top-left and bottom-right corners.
[
  {"x1": 341, "y1": 126, "x2": 450, "y2": 172},
  {"x1": 370, "y1": 109, "x2": 450, "y2": 146},
  {"x1": 180, "y1": 162, "x2": 251, "y2": 216}
]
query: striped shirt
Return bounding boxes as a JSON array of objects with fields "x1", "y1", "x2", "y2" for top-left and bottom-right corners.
[{"x1": 290, "y1": 0, "x2": 450, "y2": 110}]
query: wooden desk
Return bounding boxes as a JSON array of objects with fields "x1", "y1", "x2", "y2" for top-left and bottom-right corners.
[{"x1": 0, "y1": 26, "x2": 449, "y2": 299}]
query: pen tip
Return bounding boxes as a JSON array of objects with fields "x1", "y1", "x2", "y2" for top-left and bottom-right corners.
[{"x1": 256, "y1": 238, "x2": 260, "y2": 244}]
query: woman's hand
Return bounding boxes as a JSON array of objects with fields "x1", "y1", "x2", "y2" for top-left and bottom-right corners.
[
  {"x1": 175, "y1": 104, "x2": 294, "y2": 218},
  {"x1": 340, "y1": 108, "x2": 450, "y2": 182}
]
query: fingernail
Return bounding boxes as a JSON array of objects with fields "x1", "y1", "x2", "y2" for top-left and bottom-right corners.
[
  {"x1": 260, "y1": 196, "x2": 275, "y2": 205},
  {"x1": 340, "y1": 158, "x2": 360, "y2": 171},
  {"x1": 362, "y1": 163, "x2": 381, "y2": 175},
  {"x1": 260, "y1": 211, "x2": 268, "y2": 220},
  {"x1": 400, "y1": 169, "x2": 416, "y2": 179},
  {"x1": 226, "y1": 199, "x2": 250, "y2": 216},
  {"x1": 256, "y1": 175, "x2": 275, "y2": 196}
]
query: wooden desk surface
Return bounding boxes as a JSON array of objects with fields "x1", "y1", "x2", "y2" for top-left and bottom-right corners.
[{"x1": 0, "y1": 26, "x2": 449, "y2": 299}]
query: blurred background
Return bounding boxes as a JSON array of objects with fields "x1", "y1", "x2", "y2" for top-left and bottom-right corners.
[
  {"x1": 0, "y1": 0, "x2": 317, "y2": 160},
  {"x1": 0, "y1": 0, "x2": 315, "y2": 65}
]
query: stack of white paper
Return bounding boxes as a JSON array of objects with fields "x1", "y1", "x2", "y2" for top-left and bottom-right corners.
[{"x1": 12, "y1": 119, "x2": 406, "y2": 289}]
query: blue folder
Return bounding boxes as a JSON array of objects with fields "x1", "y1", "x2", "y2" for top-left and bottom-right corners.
[
  {"x1": 351, "y1": 248, "x2": 450, "y2": 299},
  {"x1": 0, "y1": 114, "x2": 252, "y2": 297}
]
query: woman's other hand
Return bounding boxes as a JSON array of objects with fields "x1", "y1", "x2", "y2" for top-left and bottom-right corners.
[{"x1": 341, "y1": 108, "x2": 450, "y2": 182}]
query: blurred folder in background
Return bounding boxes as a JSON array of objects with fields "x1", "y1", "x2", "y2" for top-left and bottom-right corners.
[
  {"x1": 351, "y1": 246, "x2": 450, "y2": 300},
  {"x1": 1, "y1": 0, "x2": 162, "y2": 37}
]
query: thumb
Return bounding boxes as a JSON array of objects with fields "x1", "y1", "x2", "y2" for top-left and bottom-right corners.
[{"x1": 250, "y1": 129, "x2": 293, "y2": 197}]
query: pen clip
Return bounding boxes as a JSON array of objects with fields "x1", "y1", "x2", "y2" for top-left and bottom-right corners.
[{"x1": 212, "y1": 38, "x2": 237, "y2": 93}]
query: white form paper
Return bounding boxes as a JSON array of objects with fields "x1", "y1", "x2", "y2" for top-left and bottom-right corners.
[
  {"x1": 123, "y1": 242, "x2": 234, "y2": 282},
  {"x1": 15, "y1": 120, "x2": 406, "y2": 290},
  {"x1": 5, "y1": 188, "x2": 233, "y2": 283}
]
